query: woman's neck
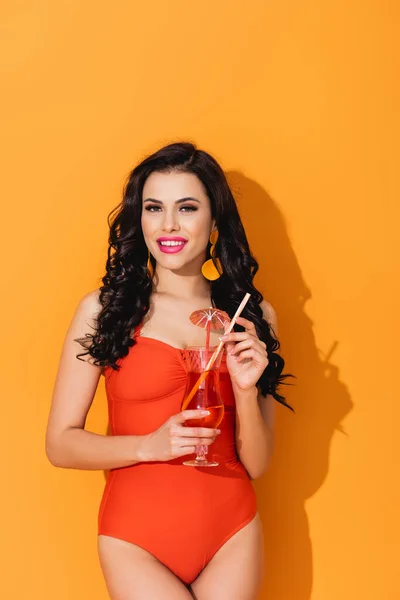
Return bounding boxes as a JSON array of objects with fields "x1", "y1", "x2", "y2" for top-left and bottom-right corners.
[{"x1": 152, "y1": 266, "x2": 212, "y2": 301}]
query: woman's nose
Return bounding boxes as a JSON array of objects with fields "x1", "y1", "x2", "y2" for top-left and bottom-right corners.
[{"x1": 161, "y1": 210, "x2": 180, "y2": 232}]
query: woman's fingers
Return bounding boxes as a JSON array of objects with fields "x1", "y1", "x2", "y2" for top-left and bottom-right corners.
[
  {"x1": 179, "y1": 437, "x2": 215, "y2": 447},
  {"x1": 227, "y1": 337, "x2": 266, "y2": 355},
  {"x1": 220, "y1": 331, "x2": 259, "y2": 343},
  {"x1": 167, "y1": 412, "x2": 221, "y2": 460},
  {"x1": 177, "y1": 446, "x2": 196, "y2": 456},
  {"x1": 173, "y1": 409, "x2": 210, "y2": 424},
  {"x1": 172, "y1": 435, "x2": 215, "y2": 447},
  {"x1": 234, "y1": 315, "x2": 258, "y2": 334},
  {"x1": 236, "y1": 347, "x2": 268, "y2": 363},
  {"x1": 178, "y1": 426, "x2": 220, "y2": 438}
]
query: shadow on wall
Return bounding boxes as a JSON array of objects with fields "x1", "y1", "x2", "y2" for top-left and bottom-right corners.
[{"x1": 227, "y1": 170, "x2": 354, "y2": 600}]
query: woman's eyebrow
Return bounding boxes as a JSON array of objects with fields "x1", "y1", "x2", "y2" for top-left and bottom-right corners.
[{"x1": 143, "y1": 197, "x2": 201, "y2": 204}]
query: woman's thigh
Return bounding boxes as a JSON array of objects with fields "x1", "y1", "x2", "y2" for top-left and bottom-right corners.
[
  {"x1": 97, "y1": 535, "x2": 194, "y2": 600},
  {"x1": 190, "y1": 513, "x2": 265, "y2": 600}
]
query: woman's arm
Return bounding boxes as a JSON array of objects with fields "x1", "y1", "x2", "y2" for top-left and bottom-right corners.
[
  {"x1": 45, "y1": 290, "x2": 147, "y2": 470},
  {"x1": 233, "y1": 300, "x2": 277, "y2": 479},
  {"x1": 233, "y1": 387, "x2": 275, "y2": 480},
  {"x1": 45, "y1": 290, "x2": 219, "y2": 470},
  {"x1": 48, "y1": 429, "x2": 147, "y2": 470}
]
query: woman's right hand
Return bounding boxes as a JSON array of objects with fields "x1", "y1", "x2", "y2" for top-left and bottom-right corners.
[{"x1": 139, "y1": 410, "x2": 221, "y2": 462}]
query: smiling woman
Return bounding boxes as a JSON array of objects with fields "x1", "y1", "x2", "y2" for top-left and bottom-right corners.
[
  {"x1": 45, "y1": 141, "x2": 293, "y2": 600},
  {"x1": 142, "y1": 170, "x2": 214, "y2": 272}
]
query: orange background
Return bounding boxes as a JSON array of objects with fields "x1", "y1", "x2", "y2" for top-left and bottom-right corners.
[{"x1": 1, "y1": 1, "x2": 398, "y2": 599}]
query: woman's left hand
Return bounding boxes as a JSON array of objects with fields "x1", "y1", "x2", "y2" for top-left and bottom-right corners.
[{"x1": 220, "y1": 316, "x2": 269, "y2": 391}]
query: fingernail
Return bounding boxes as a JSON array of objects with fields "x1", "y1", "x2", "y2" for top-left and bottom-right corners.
[
  {"x1": 201, "y1": 410, "x2": 210, "y2": 415},
  {"x1": 219, "y1": 335, "x2": 228, "y2": 341},
  {"x1": 216, "y1": 429, "x2": 221, "y2": 434}
]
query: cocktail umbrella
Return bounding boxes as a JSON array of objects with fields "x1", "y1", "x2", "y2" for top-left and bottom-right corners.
[{"x1": 189, "y1": 307, "x2": 230, "y2": 352}]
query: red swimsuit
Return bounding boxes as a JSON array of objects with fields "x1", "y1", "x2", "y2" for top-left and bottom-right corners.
[{"x1": 98, "y1": 320, "x2": 257, "y2": 585}]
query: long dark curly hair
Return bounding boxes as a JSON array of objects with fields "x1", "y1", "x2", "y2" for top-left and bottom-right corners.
[{"x1": 75, "y1": 141, "x2": 294, "y2": 410}]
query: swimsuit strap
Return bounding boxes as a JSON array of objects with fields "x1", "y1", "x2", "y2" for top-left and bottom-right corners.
[
  {"x1": 133, "y1": 318, "x2": 144, "y2": 339},
  {"x1": 134, "y1": 308, "x2": 148, "y2": 339}
]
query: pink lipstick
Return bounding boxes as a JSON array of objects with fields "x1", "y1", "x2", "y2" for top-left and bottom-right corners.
[{"x1": 156, "y1": 237, "x2": 188, "y2": 254}]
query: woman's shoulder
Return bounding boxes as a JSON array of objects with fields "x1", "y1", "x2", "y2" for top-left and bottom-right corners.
[
  {"x1": 73, "y1": 289, "x2": 103, "y2": 340},
  {"x1": 78, "y1": 288, "x2": 102, "y2": 315},
  {"x1": 259, "y1": 299, "x2": 278, "y2": 336},
  {"x1": 75, "y1": 289, "x2": 106, "y2": 374}
]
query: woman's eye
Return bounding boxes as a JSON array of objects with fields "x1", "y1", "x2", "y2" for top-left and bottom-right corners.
[{"x1": 145, "y1": 205, "x2": 197, "y2": 213}]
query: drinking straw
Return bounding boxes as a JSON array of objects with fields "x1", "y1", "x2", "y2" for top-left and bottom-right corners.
[
  {"x1": 181, "y1": 293, "x2": 251, "y2": 411},
  {"x1": 205, "y1": 317, "x2": 211, "y2": 352},
  {"x1": 204, "y1": 317, "x2": 211, "y2": 404}
]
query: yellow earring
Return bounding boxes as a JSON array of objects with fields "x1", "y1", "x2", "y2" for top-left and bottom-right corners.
[
  {"x1": 201, "y1": 229, "x2": 223, "y2": 280},
  {"x1": 147, "y1": 249, "x2": 154, "y2": 278}
]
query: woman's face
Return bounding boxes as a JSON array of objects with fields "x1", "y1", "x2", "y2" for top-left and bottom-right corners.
[{"x1": 141, "y1": 170, "x2": 215, "y2": 274}]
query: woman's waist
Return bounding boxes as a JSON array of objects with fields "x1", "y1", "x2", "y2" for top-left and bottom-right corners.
[
  {"x1": 107, "y1": 455, "x2": 252, "y2": 487},
  {"x1": 101, "y1": 461, "x2": 255, "y2": 520}
]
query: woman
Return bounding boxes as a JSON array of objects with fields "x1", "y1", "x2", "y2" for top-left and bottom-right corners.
[{"x1": 45, "y1": 141, "x2": 292, "y2": 600}]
